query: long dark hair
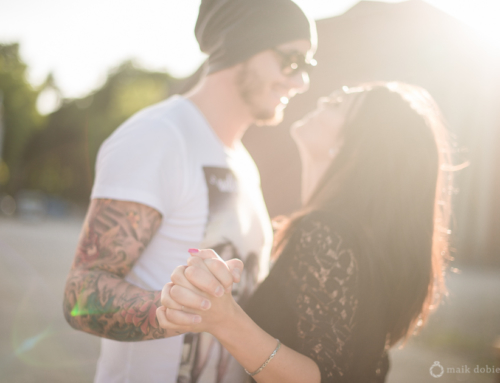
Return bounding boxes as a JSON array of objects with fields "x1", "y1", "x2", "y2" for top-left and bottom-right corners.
[{"x1": 274, "y1": 82, "x2": 452, "y2": 347}]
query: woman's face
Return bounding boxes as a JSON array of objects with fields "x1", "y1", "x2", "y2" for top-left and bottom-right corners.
[
  {"x1": 291, "y1": 90, "x2": 359, "y2": 162},
  {"x1": 291, "y1": 89, "x2": 364, "y2": 203}
]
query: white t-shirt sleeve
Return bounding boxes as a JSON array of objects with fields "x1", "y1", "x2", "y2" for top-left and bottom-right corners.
[{"x1": 91, "y1": 118, "x2": 186, "y2": 218}]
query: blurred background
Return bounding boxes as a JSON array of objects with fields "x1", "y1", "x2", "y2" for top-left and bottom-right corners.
[{"x1": 0, "y1": 0, "x2": 499, "y2": 382}]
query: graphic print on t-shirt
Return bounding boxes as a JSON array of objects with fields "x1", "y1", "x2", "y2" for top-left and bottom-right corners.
[{"x1": 176, "y1": 167, "x2": 262, "y2": 383}]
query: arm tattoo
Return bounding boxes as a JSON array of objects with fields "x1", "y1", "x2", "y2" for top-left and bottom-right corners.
[{"x1": 63, "y1": 199, "x2": 169, "y2": 341}]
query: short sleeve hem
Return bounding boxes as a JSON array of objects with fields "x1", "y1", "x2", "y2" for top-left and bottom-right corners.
[{"x1": 91, "y1": 186, "x2": 166, "y2": 217}]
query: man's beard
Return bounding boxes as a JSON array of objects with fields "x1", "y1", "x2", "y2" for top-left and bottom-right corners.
[{"x1": 236, "y1": 63, "x2": 284, "y2": 126}]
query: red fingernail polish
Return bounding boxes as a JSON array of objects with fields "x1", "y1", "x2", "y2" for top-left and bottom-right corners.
[{"x1": 188, "y1": 248, "x2": 199, "y2": 253}]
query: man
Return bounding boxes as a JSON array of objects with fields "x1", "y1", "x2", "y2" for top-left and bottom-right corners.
[{"x1": 63, "y1": 0, "x2": 316, "y2": 381}]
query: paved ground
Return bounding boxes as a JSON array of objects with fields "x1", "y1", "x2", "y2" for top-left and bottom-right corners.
[{"x1": 0, "y1": 216, "x2": 499, "y2": 383}]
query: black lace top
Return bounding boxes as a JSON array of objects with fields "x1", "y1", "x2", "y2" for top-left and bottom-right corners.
[{"x1": 244, "y1": 212, "x2": 390, "y2": 382}]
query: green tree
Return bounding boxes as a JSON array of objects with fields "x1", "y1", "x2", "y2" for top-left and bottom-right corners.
[
  {"x1": 22, "y1": 60, "x2": 176, "y2": 203},
  {"x1": 0, "y1": 43, "x2": 44, "y2": 192}
]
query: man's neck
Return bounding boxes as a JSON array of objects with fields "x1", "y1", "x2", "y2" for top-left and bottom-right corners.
[{"x1": 185, "y1": 69, "x2": 253, "y2": 148}]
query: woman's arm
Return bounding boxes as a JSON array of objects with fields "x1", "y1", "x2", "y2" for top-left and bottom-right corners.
[
  {"x1": 157, "y1": 251, "x2": 321, "y2": 383},
  {"x1": 211, "y1": 300, "x2": 321, "y2": 383}
]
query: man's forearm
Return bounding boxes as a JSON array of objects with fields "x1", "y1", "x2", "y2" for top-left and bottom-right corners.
[
  {"x1": 64, "y1": 268, "x2": 170, "y2": 341},
  {"x1": 63, "y1": 199, "x2": 169, "y2": 341}
]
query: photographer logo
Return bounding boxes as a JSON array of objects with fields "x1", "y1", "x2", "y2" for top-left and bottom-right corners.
[{"x1": 430, "y1": 361, "x2": 444, "y2": 378}]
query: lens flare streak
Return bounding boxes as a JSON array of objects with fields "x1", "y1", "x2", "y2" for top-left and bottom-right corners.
[{"x1": 14, "y1": 327, "x2": 52, "y2": 356}]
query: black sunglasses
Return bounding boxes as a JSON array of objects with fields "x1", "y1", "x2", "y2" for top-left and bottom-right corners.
[{"x1": 271, "y1": 48, "x2": 317, "y2": 77}]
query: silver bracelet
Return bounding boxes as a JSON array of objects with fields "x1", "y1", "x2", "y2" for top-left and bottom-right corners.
[{"x1": 244, "y1": 339, "x2": 282, "y2": 377}]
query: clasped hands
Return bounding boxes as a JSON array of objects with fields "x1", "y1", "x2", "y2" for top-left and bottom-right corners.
[{"x1": 156, "y1": 249, "x2": 244, "y2": 337}]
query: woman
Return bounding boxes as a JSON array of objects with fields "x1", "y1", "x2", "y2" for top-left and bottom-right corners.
[{"x1": 157, "y1": 82, "x2": 452, "y2": 382}]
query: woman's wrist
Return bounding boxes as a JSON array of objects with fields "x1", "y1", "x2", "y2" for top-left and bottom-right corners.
[
  {"x1": 209, "y1": 296, "x2": 245, "y2": 341},
  {"x1": 209, "y1": 303, "x2": 287, "y2": 378}
]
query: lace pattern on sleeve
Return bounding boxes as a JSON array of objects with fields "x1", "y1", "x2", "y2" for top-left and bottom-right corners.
[{"x1": 283, "y1": 217, "x2": 359, "y2": 381}]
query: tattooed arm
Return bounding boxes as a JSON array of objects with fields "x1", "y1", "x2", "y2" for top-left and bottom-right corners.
[{"x1": 63, "y1": 198, "x2": 172, "y2": 341}]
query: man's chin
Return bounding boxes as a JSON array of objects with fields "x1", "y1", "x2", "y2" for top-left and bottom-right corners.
[{"x1": 253, "y1": 105, "x2": 285, "y2": 126}]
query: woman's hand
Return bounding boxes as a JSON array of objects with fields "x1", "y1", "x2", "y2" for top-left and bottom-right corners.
[
  {"x1": 156, "y1": 249, "x2": 244, "y2": 336},
  {"x1": 157, "y1": 250, "x2": 322, "y2": 383}
]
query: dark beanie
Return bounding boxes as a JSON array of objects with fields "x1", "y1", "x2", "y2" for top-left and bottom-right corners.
[{"x1": 195, "y1": 0, "x2": 316, "y2": 74}]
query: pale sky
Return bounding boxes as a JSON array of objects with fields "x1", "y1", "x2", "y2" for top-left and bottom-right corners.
[{"x1": 1, "y1": 0, "x2": 499, "y2": 108}]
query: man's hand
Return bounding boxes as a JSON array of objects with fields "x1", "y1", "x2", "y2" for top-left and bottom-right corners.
[
  {"x1": 157, "y1": 250, "x2": 244, "y2": 335},
  {"x1": 187, "y1": 248, "x2": 244, "y2": 293},
  {"x1": 63, "y1": 199, "x2": 169, "y2": 340}
]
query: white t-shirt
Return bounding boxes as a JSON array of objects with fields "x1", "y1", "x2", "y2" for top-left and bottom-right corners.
[{"x1": 91, "y1": 95, "x2": 273, "y2": 383}]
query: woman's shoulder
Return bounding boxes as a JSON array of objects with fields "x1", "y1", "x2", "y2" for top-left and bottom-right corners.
[
  {"x1": 291, "y1": 210, "x2": 355, "y2": 251},
  {"x1": 296, "y1": 210, "x2": 353, "y2": 231},
  {"x1": 283, "y1": 211, "x2": 358, "y2": 283}
]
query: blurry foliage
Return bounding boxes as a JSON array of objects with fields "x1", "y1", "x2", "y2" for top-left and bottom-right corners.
[
  {"x1": 0, "y1": 43, "x2": 45, "y2": 191},
  {"x1": 20, "y1": 59, "x2": 176, "y2": 203}
]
